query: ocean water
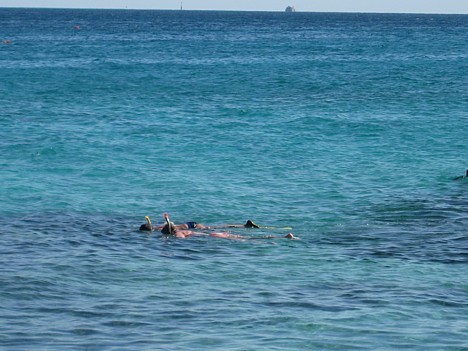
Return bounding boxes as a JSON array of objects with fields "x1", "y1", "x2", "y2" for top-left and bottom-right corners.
[{"x1": 1, "y1": 8, "x2": 467, "y2": 350}]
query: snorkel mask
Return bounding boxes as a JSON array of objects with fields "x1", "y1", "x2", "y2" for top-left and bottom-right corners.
[{"x1": 161, "y1": 213, "x2": 177, "y2": 235}]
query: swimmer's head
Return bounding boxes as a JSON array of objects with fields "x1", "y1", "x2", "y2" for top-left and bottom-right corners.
[
  {"x1": 139, "y1": 215, "x2": 153, "y2": 231},
  {"x1": 161, "y1": 222, "x2": 177, "y2": 235},
  {"x1": 139, "y1": 223, "x2": 152, "y2": 231}
]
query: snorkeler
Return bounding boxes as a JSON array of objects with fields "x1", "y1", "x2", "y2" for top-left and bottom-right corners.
[
  {"x1": 453, "y1": 169, "x2": 468, "y2": 180},
  {"x1": 159, "y1": 213, "x2": 297, "y2": 240},
  {"x1": 139, "y1": 215, "x2": 259, "y2": 232}
]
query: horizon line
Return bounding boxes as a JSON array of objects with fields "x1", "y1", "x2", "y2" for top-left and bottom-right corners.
[{"x1": 0, "y1": 6, "x2": 467, "y2": 15}]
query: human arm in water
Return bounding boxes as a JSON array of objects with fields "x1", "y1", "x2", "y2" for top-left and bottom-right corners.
[
  {"x1": 209, "y1": 232, "x2": 297, "y2": 240},
  {"x1": 161, "y1": 230, "x2": 297, "y2": 240}
]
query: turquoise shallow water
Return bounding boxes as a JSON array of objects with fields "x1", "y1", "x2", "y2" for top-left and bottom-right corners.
[{"x1": 1, "y1": 8, "x2": 467, "y2": 350}]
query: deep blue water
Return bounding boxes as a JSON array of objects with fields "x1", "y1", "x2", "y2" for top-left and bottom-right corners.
[{"x1": 0, "y1": 8, "x2": 467, "y2": 350}]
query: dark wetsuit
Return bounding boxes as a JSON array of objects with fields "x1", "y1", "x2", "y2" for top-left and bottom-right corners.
[{"x1": 186, "y1": 221, "x2": 198, "y2": 229}]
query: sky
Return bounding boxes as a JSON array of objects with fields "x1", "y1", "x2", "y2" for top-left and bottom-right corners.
[{"x1": 0, "y1": 0, "x2": 467, "y2": 14}]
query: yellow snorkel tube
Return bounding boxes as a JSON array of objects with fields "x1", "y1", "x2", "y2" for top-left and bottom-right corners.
[{"x1": 145, "y1": 216, "x2": 152, "y2": 227}]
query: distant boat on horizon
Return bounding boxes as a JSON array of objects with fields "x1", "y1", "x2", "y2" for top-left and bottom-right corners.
[{"x1": 285, "y1": 6, "x2": 296, "y2": 12}]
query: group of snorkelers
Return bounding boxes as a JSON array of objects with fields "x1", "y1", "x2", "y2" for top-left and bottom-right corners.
[
  {"x1": 139, "y1": 170, "x2": 466, "y2": 239},
  {"x1": 140, "y1": 213, "x2": 297, "y2": 240}
]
